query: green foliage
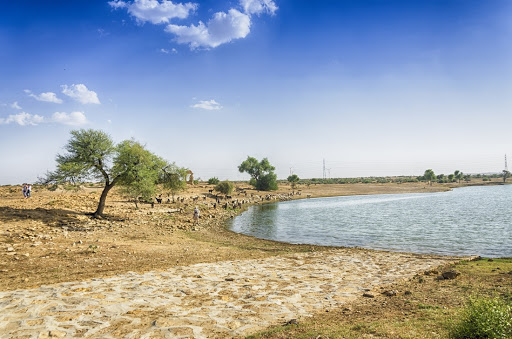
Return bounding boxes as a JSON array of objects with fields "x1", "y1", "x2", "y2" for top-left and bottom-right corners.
[
  {"x1": 449, "y1": 296, "x2": 512, "y2": 339},
  {"x1": 424, "y1": 169, "x2": 436, "y2": 186},
  {"x1": 287, "y1": 174, "x2": 300, "y2": 189},
  {"x1": 238, "y1": 156, "x2": 278, "y2": 191},
  {"x1": 116, "y1": 141, "x2": 165, "y2": 208},
  {"x1": 503, "y1": 170, "x2": 510, "y2": 183},
  {"x1": 215, "y1": 180, "x2": 234, "y2": 195},
  {"x1": 208, "y1": 177, "x2": 220, "y2": 185},
  {"x1": 454, "y1": 170, "x2": 464, "y2": 184},
  {"x1": 161, "y1": 163, "x2": 188, "y2": 202},
  {"x1": 258, "y1": 172, "x2": 278, "y2": 191}
]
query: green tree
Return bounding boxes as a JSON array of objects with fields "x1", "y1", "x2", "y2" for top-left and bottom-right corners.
[
  {"x1": 502, "y1": 170, "x2": 510, "y2": 183},
  {"x1": 215, "y1": 180, "x2": 234, "y2": 195},
  {"x1": 287, "y1": 174, "x2": 300, "y2": 190},
  {"x1": 161, "y1": 163, "x2": 188, "y2": 202},
  {"x1": 238, "y1": 156, "x2": 278, "y2": 191},
  {"x1": 424, "y1": 169, "x2": 436, "y2": 186},
  {"x1": 117, "y1": 141, "x2": 166, "y2": 209},
  {"x1": 454, "y1": 170, "x2": 464, "y2": 184},
  {"x1": 41, "y1": 129, "x2": 163, "y2": 217},
  {"x1": 208, "y1": 177, "x2": 220, "y2": 185},
  {"x1": 448, "y1": 174, "x2": 455, "y2": 182}
]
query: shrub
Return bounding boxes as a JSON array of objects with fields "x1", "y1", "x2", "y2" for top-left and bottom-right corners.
[
  {"x1": 215, "y1": 181, "x2": 234, "y2": 195},
  {"x1": 449, "y1": 296, "x2": 512, "y2": 339},
  {"x1": 208, "y1": 177, "x2": 220, "y2": 185}
]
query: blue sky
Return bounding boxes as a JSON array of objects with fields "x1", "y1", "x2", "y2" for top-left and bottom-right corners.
[{"x1": 1, "y1": 0, "x2": 511, "y2": 185}]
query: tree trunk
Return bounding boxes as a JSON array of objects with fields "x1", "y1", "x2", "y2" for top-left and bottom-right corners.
[{"x1": 94, "y1": 183, "x2": 115, "y2": 218}]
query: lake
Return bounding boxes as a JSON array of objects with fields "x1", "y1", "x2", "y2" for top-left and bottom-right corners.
[{"x1": 229, "y1": 184, "x2": 512, "y2": 257}]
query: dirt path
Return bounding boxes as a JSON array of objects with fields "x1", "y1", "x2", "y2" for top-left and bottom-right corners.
[{"x1": 0, "y1": 249, "x2": 464, "y2": 338}]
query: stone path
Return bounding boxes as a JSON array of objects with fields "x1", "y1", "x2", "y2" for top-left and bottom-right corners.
[{"x1": 0, "y1": 250, "x2": 462, "y2": 338}]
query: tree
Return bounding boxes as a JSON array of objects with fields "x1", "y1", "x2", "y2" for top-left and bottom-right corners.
[
  {"x1": 161, "y1": 163, "x2": 188, "y2": 202},
  {"x1": 454, "y1": 170, "x2": 464, "y2": 184},
  {"x1": 503, "y1": 170, "x2": 511, "y2": 183},
  {"x1": 448, "y1": 174, "x2": 455, "y2": 182},
  {"x1": 238, "y1": 156, "x2": 278, "y2": 191},
  {"x1": 208, "y1": 177, "x2": 220, "y2": 185},
  {"x1": 117, "y1": 141, "x2": 166, "y2": 209},
  {"x1": 424, "y1": 169, "x2": 436, "y2": 186},
  {"x1": 287, "y1": 174, "x2": 300, "y2": 190},
  {"x1": 215, "y1": 181, "x2": 234, "y2": 195},
  {"x1": 41, "y1": 129, "x2": 163, "y2": 217}
]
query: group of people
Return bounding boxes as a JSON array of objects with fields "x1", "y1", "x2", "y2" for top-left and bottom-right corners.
[{"x1": 22, "y1": 183, "x2": 32, "y2": 198}]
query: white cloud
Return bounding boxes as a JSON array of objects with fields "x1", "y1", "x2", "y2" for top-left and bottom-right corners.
[
  {"x1": 51, "y1": 112, "x2": 88, "y2": 126},
  {"x1": 61, "y1": 84, "x2": 100, "y2": 104},
  {"x1": 191, "y1": 99, "x2": 222, "y2": 110},
  {"x1": 111, "y1": 0, "x2": 277, "y2": 50},
  {"x1": 0, "y1": 112, "x2": 44, "y2": 126},
  {"x1": 166, "y1": 9, "x2": 251, "y2": 49},
  {"x1": 11, "y1": 102, "x2": 22, "y2": 110},
  {"x1": 240, "y1": 0, "x2": 277, "y2": 15},
  {"x1": 25, "y1": 90, "x2": 63, "y2": 104},
  {"x1": 109, "y1": 0, "x2": 197, "y2": 24}
]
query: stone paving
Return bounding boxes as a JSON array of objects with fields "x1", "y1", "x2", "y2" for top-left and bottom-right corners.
[{"x1": 0, "y1": 249, "x2": 462, "y2": 338}]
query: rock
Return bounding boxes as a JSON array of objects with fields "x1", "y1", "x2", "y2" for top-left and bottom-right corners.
[
  {"x1": 7, "y1": 247, "x2": 14, "y2": 252},
  {"x1": 284, "y1": 319, "x2": 299, "y2": 326},
  {"x1": 404, "y1": 291, "x2": 412, "y2": 295},
  {"x1": 363, "y1": 293, "x2": 375, "y2": 298},
  {"x1": 382, "y1": 290, "x2": 398, "y2": 297},
  {"x1": 225, "y1": 277, "x2": 234, "y2": 281},
  {"x1": 442, "y1": 269, "x2": 461, "y2": 280}
]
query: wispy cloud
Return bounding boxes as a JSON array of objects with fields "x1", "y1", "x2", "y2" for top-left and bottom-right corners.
[
  {"x1": 10, "y1": 102, "x2": 22, "y2": 110},
  {"x1": 51, "y1": 111, "x2": 88, "y2": 126},
  {"x1": 0, "y1": 112, "x2": 44, "y2": 126},
  {"x1": 25, "y1": 90, "x2": 63, "y2": 104},
  {"x1": 240, "y1": 0, "x2": 278, "y2": 15},
  {"x1": 0, "y1": 111, "x2": 88, "y2": 127},
  {"x1": 109, "y1": 0, "x2": 197, "y2": 24},
  {"x1": 61, "y1": 84, "x2": 100, "y2": 104},
  {"x1": 160, "y1": 47, "x2": 177, "y2": 54},
  {"x1": 112, "y1": 0, "x2": 277, "y2": 50},
  {"x1": 191, "y1": 99, "x2": 222, "y2": 110}
]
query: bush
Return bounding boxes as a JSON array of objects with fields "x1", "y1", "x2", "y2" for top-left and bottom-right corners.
[
  {"x1": 215, "y1": 181, "x2": 234, "y2": 195},
  {"x1": 208, "y1": 177, "x2": 220, "y2": 185},
  {"x1": 449, "y1": 296, "x2": 512, "y2": 339}
]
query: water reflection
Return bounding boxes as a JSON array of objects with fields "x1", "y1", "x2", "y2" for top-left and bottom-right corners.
[{"x1": 230, "y1": 185, "x2": 512, "y2": 257}]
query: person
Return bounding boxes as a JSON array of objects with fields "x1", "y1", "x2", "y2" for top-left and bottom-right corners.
[
  {"x1": 193, "y1": 206, "x2": 200, "y2": 225},
  {"x1": 22, "y1": 184, "x2": 27, "y2": 198},
  {"x1": 26, "y1": 184, "x2": 32, "y2": 198}
]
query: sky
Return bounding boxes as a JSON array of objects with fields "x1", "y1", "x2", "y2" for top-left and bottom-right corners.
[{"x1": 1, "y1": 0, "x2": 511, "y2": 185}]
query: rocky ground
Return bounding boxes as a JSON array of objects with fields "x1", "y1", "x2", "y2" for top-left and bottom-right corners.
[{"x1": 0, "y1": 182, "x2": 476, "y2": 337}]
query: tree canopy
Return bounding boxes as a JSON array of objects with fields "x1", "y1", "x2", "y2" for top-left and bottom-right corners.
[
  {"x1": 423, "y1": 169, "x2": 436, "y2": 186},
  {"x1": 41, "y1": 129, "x2": 165, "y2": 217},
  {"x1": 287, "y1": 174, "x2": 300, "y2": 189},
  {"x1": 161, "y1": 162, "x2": 188, "y2": 202},
  {"x1": 238, "y1": 156, "x2": 278, "y2": 191}
]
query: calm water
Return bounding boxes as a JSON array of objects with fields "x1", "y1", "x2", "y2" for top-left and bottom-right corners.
[{"x1": 230, "y1": 185, "x2": 512, "y2": 257}]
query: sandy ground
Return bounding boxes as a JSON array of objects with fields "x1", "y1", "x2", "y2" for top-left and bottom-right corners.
[{"x1": 0, "y1": 181, "x2": 481, "y2": 337}]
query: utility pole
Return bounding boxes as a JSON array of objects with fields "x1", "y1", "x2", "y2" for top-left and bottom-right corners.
[{"x1": 323, "y1": 159, "x2": 326, "y2": 180}]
